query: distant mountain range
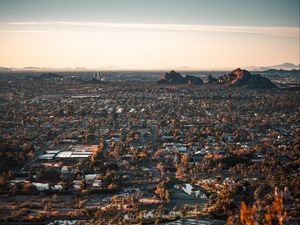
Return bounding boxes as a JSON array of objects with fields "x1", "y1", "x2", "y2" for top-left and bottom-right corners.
[
  {"x1": 0, "y1": 63, "x2": 300, "y2": 74},
  {"x1": 256, "y1": 69, "x2": 299, "y2": 77},
  {"x1": 0, "y1": 66, "x2": 12, "y2": 72},
  {"x1": 0, "y1": 63, "x2": 299, "y2": 72},
  {"x1": 0, "y1": 66, "x2": 87, "y2": 71},
  {"x1": 247, "y1": 63, "x2": 300, "y2": 71}
]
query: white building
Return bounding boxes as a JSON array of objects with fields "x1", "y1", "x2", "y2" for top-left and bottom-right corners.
[{"x1": 174, "y1": 183, "x2": 207, "y2": 199}]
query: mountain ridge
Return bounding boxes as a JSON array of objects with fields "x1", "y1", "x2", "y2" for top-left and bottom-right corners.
[
  {"x1": 247, "y1": 63, "x2": 300, "y2": 71},
  {"x1": 157, "y1": 68, "x2": 277, "y2": 89}
]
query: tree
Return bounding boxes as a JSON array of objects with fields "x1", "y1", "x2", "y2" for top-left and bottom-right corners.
[
  {"x1": 181, "y1": 154, "x2": 190, "y2": 170},
  {"x1": 37, "y1": 167, "x2": 60, "y2": 183},
  {"x1": 240, "y1": 201, "x2": 258, "y2": 225},
  {"x1": 80, "y1": 179, "x2": 87, "y2": 190},
  {"x1": 22, "y1": 182, "x2": 38, "y2": 194},
  {"x1": 175, "y1": 164, "x2": 186, "y2": 181},
  {"x1": 155, "y1": 181, "x2": 170, "y2": 203},
  {"x1": 156, "y1": 163, "x2": 166, "y2": 177},
  {"x1": 165, "y1": 189, "x2": 171, "y2": 204},
  {"x1": 0, "y1": 174, "x2": 8, "y2": 192}
]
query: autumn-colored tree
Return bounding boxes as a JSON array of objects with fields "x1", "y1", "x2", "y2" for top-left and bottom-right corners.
[
  {"x1": 181, "y1": 154, "x2": 190, "y2": 170},
  {"x1": 240, "y1": 188, "x2": 287, "y2": 225},
  {"x1": 175, "y1": 164, "x2": 186, "y2": 181},
  {"x1": 155, "y1": 181, "x2": 170, "y2": 204},
  {"x1": 265, "y1": 189, "x2": 287, "y2": 225},
  {"x1": 156, "y1": 162, "x2": 166, "y2": 177},
  {"x1": 240, "y1": 201, "x2": 258, "y2": 225}
]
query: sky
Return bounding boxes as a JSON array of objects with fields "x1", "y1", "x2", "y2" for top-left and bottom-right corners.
[{"x1": 0, "y1": 0, "x2": 299, "y2": 70}]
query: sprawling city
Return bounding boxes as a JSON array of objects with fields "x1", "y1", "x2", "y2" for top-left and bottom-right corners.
[
  {"x1": 0, "y1": 68, "x2": 299, "y2": 224},
  {"x1": 0, "y1": 0, "x2": 299, "y2": 225}
]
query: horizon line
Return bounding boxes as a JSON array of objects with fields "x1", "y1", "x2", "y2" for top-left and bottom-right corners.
[{"x1": 1, "y1": 64, "x2": 299, "y2": 72}]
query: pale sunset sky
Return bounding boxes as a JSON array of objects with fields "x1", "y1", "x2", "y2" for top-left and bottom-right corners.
[{"x1": 0, "y1": 0, "x2": 299, "y2": 70}]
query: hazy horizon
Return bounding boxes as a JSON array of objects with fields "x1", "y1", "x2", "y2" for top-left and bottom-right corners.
[
  {"x1": 1, "y1": 62, "x2": 300, "y2": 72},
  {"x1": 0, "y1": 0, "x2": 299, "y2": 70}
]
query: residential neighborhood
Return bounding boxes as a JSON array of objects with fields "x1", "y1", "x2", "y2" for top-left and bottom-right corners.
[{"x1": 0, "y1": 70, "x2": 299, "y2": 224}]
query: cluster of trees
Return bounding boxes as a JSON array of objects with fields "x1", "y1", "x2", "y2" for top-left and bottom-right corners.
[
  {"x1": 238, "y1": 188, "x2": 288, "y2": 225},
  {"x1": 155, "y1": 181, "x2": 171, "y2": 203},
  {"x1": 204, "y1": 185, "x2": 237, "y2": 219},
  {"x1": 0, "y1": 143, "x2": 34, "y2": 173},
  {"x1": 37, "y1": 167, "x2": 60, "y2": 183}
]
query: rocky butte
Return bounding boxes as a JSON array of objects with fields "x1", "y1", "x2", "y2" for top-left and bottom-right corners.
[
  {"x1": 218, "y1": 68, "x2": 278, "y2": 89},
  {"x1": 206, "y1": 74, "x2": 218, "y2": 84},
  {"x1": 37, "y1": 72, "x2": 63, "y2": 80},
  {"x1": 157, "y1": 68, "x2": 277, "y2": 89},
  {"x1": 156, "y1": 70, "x2": 204, "y2": 85}
]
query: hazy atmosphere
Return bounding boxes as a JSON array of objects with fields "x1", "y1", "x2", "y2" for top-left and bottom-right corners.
[{"x1": 0, "y1": 0, "x2": 299, "y2": 70}]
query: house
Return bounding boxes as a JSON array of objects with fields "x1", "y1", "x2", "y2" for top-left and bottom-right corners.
[
  {"x1": 92, "y1": 180, "x2": 102, "y2": 188},
  {"x1": 85, "y1": 174, "x2": 99, "y2": 181},
  {"x1": 38, "y1": 153, "x2": 55, "y2": 161},
  {"x1": 32, "y1": 182, "x2": 49, "y2": 191},
  {"x1": 174, "y1": 183, "x2": 208, "y2": 199}
]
